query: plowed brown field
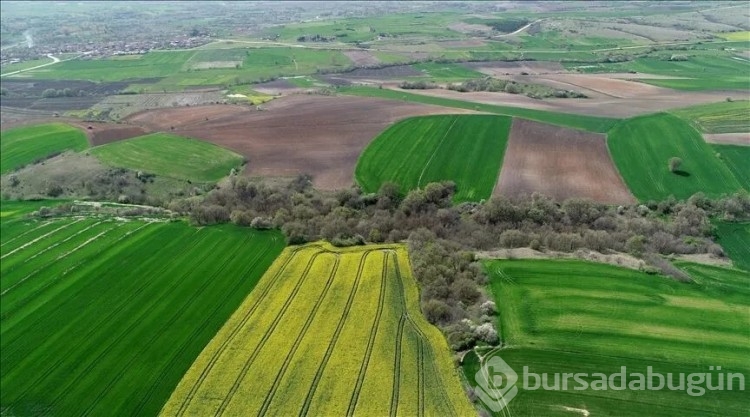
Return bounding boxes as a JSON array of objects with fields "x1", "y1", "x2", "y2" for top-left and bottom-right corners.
[
  {"x1": 125, "y1": 95, "x2": 474, "y2": 189},
  {"x1": 494, "y1": 118, "x2": 635, "y2": 204}
]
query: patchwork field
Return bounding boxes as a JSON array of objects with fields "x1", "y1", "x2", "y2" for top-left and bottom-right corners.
[
  {"x1": 607, "y1": 113, "x2": 743, "y2": 201},
  {"x1": 466, "y1": 259, "x2": 750, "y2": 416},
  {"x1": 494, "y1": 118, "x2": 635, "y2": 204},
  {"x1": 161, "y1": 243, "x2": 473, "y2": 417},
  {"x1": 357, "y1": 115, "x2": 512, "y2": 202},
  {"x1": 90, "y1": 133, "x2": 245, "y2": 182},
  {"x1": 0, "y1": 123, "x2": 88, "y2": 174},
  {"x1": 671, "y1": 100, "x2": 750, "y2": 134},
  {"x1": 0, "y1": 208, "x2": 285, "y2": 416},
  {"x1": 124, "y1": 95, "x2": 475, "y2": 189},
  {"x1": 714, "y1": 222, "x2": 750, "y2": 272}
]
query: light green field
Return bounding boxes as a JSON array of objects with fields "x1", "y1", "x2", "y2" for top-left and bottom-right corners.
[
  {"x1": 464, "y1": 259, "x2": 750, "y2": 416},
  {"x1": 714, "y1": 222, "x2": 750, "y2": 271},
  {"x1": 340, "y1": 86, "x2": 618, "y2": 133},
  {"x1": 713, "y1": 144, "x2": 750, "y2": 190},
  {"x1": 161, "y1": 243, "x2": 473, "y2": 417},
  {"x1": 90, "y1": 133, "x2": 244, "y2": 182},
  {"x1": 0, "y1": 123, "x2": 88, "y2": 174},
  {"x1": 671, "y1": 100, "x2": 750, "y2": 133},
  {"x1": 607, "y1": 113, "x2": 743, "y2": 201},
  {"x1": 0, "y1": 206, "x2": 285, "y2": 416},
  {"x1": 356, "y1": 115, "x2": 512, "y2": 202}
]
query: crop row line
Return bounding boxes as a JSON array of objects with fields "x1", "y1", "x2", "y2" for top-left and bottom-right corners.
[
  {"x1": 257, "y1": 255, "x2": 342, "y2": 416},
  {"x1": 215, "y1": 249, "x2": 338, "y2": 416},
  {"x1": 38, "y1": 229, "x2": 222, "y2": 412},
  {"x1": 174, "y1": 244, "x2": 310, "y2": 416},
  {"x1": 80, "y1": 232, "x2": 262, "y2": 416},
  {"x1": 297, "y1": 249, "x2": 379, "y2": 417},
  {"x1": 133, "y1": 233, "x2": 279, "y2": 416},
  {"x1": 346, "y1": 251, "x2": 389, "y2": 417},
  {"x1": 0, "y1": 218, "x2": 82, "y2": 261}
]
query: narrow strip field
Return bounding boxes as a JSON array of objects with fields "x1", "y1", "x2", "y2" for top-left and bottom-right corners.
[
  {"x1": 0, "y1": 123, "x2": 88, "y2": 174},
  {"x1": 160, "y1": 243, "x2": 473, "y2": 417},
  {"x1": 90, "y1": 132, "x2": 245, "y2": 182},
  {"x1": 0, "y1": 208, "x2": 284, "y2": 416},
  {"x1": 466, "y1": 259, "x2": 750, "y2": 416},
  {"x1": 494, "y1": 118, "x2": 635, "y2": 204},
  {"x1": 607, "y1": 113, "x2": 743, "y2": 201},
  {"x1": 356, "y1": 115, "x2": 512, "y2": 202}
]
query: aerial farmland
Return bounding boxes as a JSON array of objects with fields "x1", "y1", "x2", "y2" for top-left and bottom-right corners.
[{"x1": 1, "y1": 1, "x2": 748, "y2": 416}]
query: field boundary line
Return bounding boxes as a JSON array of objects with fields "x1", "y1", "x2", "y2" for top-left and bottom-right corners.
[
  {"x1": 298, "y1": 249, "x2": 378, "y2": 417},
  {"x1": 257, "y1": 255, "x2": 342, "y2": 415},
  {"x1": 417, "y1": 116, "x2": 458, "y2": 188},
  {"x1": 214, "y1": 249, "x2": 334, "y2": 416},
  {"x1": 174, "y1": 245, "x2": 308, "y2": 416},
  {"x1": 346, "y1": 251, "x2": 389, "y2": 417}
]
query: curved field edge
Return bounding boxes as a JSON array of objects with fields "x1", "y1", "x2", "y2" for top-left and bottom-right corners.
[
  {"x1": 339, "y1": 86, "x2": 618, "y2": 133},
  {"x1": 0, "y1": 213, "x2": 285, "y2": 416},
  {"x1": 607, "y1": 113, "x2": 744, "y2": 201},
  {"x1": 0, "y1": 123, "x2": 89, "y2": 174},
  {"x1": 468, "y1": 258, "x2": 750, "y2": 416},
  {"x1": 355, "y1": 114, "x2": 512, "y2": 202},
  {"x1": 159, "y1": 242, "x2": 474, "y2": 417},
  {"x1": 89, "y1": 132, "x2": 245, "y2": 182}
]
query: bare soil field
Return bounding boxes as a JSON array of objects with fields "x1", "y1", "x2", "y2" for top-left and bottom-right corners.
[
  {"x1": 494, "y1": 118, "x2": 635, "y2": 204},
  {"x1": 392, "y1": 85, "x2": 742, "y2": 118},
  {"x1": 704, "y1": 133, "x2": 750, "y2": 146},
  {"x1": 125, "y1": 95, "x2": 474, "y2": 189},
  {"x1": 342, "y1": 50, "x2": 381, "y2": 67}
]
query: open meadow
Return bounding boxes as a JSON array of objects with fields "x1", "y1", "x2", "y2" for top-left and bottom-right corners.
[
  {"x1": 466, "y1": 259, "x2": 750, "y2": 416},
  {"x1": 607, "y1": 113, "x2": 743, "y2": 201},
  {"x1": 356, "y1": 115, "x2": 511, "y2": 202},
  {"x1": 89, "y1": 133, "x2": 245, "y2": 182},
  {"x1": 0, "y1": 123, "x2": 88, "y2": 174},
  {"x1": 0, "y1": 206, "x2": 285, "y2": 416},
  {"x1": 161, "y1": 243, "x2": 473, "y2": 417}
]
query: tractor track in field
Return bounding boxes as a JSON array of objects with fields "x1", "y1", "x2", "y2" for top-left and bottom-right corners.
[
  {"x1": 35, "y1": 230, "x2": 219, "y2": 411},
  {"x1": 393, "y1": 253, "x2": 456, "y2": 417},
  {"x1": 0, "y1": 223, "x2": 153, "y2": 355},
  {"x1": 132, "y1": 234, "x2": 281, "y2": 417},
  {"x1": 346, "y1": 252, "x2": 389, "y2": 417},
  {"x1": 80, "y1": 233, "x2": 262, "y2": 416},
  {"x1": 0, "y1": 220, "x2": 52, "y2": 249},
  {"x1": 0, "y1": 218, "x2": 83, "y2": 260},
  {"x1": 298, "y1": 249, "x2": 378, "y2": 417},
  {"x1": 1, "y1": 223, "x2": 116, "y2": 297},
  {"x1": 173, "y1": 245, "x2": 309, "y2": 416},
  {"x1": 390, "y1": 314, "x2": 406, "y2": 417},
  {"x1": 214, "y1": 249, "x2": 337, "y2": 416},
  {"x1": 257, "y1": 255, "x2": 342, "y2": 416}
]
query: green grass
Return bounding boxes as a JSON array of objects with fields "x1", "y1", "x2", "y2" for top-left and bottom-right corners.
[
  {"x1": 607, "y1": 113, "x2": 744, "y2": 201},
  {"x1": 410, "y1": 62, "x2": 485, "y2": 81},
  {"x1": 90, "y1": 133, "x2": 244, "y2": 182},
  {"x1": 0, "y1": 214, "x2": 285, "y2": 416},
  {"x1": 467, "y1": 259, "x2": 750, "y2": 416},
  {"x1": 713, "y1": 144, "x2": 750, "y2": 190},
  {"x1": 0, "y1": 123, "x2": 88, "y2": 174},
  {"x1": 714, "y1": 222, "x2": 750, "y2": 271},
  {"x1": 671, "y1": 100, "x2": 750, "y2": 133},
  {"x1": 356, "y1": 115, "x2": 511, "y2": 202},
  {"x1": 340, "y1": 86, "x2": 617, "y2": 133}
]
